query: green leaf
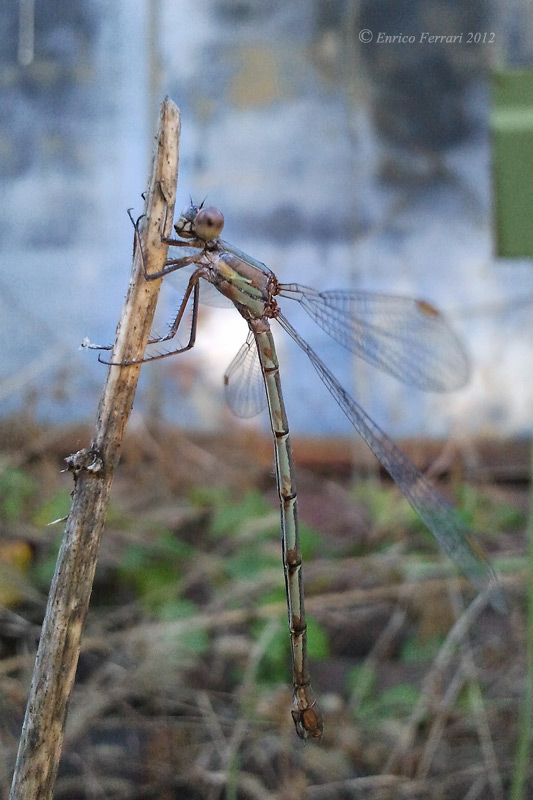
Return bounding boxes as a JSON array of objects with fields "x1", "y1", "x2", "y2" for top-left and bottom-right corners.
[
  {"x1": 225, "y1": 547, "x2": 279, "y2": 581},
  {"x1": 210, "y1": 489, "x2": 270, "y2": 539},
  {"x1": 158, "y1": 600, "x2": 210, "y2": 655},
  {"x1": 346, "y1": 664, "x2": 377, "y2": 698},
  {"x1": 252, "y1": 618, "x2": 289, "y2": 684},
  {"x1": 299, "y1": 522, "x2": 322, "y2": 559},
  {"x1": 0, "y1": 468, "x2": 36, "y2": 522},
  {"x1": 117, "y1": 529, "x2": 196, "y2": 613},
  {"x1": 31, "y1": 536, "x2": 62, "y2": 587},
  {"x1": 307, "y1": 616, "x2": 329, "y2": 660},
  {"x1": 158, "y1": 598, "x2": 197, "y2": 620},
  {"x1": 177, "y1": 626, "x2": 209, "y2": 655},
  {"x1": 401, "y1": 633, "x2": 445, "y2": 663},
  {"x1": 457, "y1": 483, "x2": 525, "y2": 532},
  {"x1": 355, "y1": 682, "x2": 421, "y2": 724},
  {"x1": 378, "y1": 683, "x2": 421, "y2": 717},
  {"x1": 258, "y1": 584, "x2": 287, "y2": 605},
  {"x1": 189, "y1": 487, "x2": 272, "y2": 539}
]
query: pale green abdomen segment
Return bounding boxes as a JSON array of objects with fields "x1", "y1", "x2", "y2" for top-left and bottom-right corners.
[{"x1": 253, "y1": 326, "x2": 322, "y2": 739}]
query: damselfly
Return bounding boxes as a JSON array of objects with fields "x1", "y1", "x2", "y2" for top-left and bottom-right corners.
[{"x1": 93, "y1": 198, "x2": 502, "y2": 739}]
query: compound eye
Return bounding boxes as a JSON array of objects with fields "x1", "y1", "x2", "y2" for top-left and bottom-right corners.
[{"x1": 194, "y1": 206, "x2": 224, "y2": 241}]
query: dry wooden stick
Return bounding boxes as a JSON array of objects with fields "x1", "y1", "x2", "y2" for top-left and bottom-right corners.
[{"x1": 9, "y1": 98, "x2": 181, "y2": 800}]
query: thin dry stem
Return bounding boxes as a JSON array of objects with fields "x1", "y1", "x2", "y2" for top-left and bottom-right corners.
[
  {"x1": 384, "y1": 590, "x2": 493, "y2": 775},
  {"x1": 9, "y1": 98, "x2": 181, "y2": 800}
]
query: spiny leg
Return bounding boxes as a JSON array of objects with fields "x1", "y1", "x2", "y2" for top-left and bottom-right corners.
[
  {"x1": 148, "y1": 270, "x2": 201, "y2": 345},
  {"x1": 98, "y1": 274, "x2": 201, "y2": 365},
  {"x1": 127, "y1": 206, "x2": 202, "y2": 281}
]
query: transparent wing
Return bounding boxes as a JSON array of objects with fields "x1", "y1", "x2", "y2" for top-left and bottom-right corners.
[
  {"x1": 199, "y1": 281, "x2": 234, "y2": 308},
  {"x1": 277, "y1": 312, "x2": 503, "y2": 609},
  {"x1": 278, "y1": 284, "x2": 470, "y2": 392},
  {"x1": 224, "y1": 331, "x2": 267, "y2": 418}
]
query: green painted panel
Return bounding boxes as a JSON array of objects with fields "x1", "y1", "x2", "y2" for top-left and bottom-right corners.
[{"x1": 491, "y1": 70, "x2": 533, "y2": 258}]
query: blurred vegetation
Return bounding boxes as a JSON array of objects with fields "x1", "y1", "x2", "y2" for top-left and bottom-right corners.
[{"x1": 0, "y1": 428, "x2": 527, "y2": 798}]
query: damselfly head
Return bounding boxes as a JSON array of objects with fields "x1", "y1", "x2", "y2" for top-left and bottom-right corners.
[{"x1": 175, "y1": 202, "x2": 224, "y2": 241}]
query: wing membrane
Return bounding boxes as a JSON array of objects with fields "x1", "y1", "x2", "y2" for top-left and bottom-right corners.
[
  {"x1": 224, "y1": 331, "x2": 266, "y2": 418},
  {"x1": 277, "y1": 312, "x2": 502, "y2": 608},
  {"x1": 279, "y1": 284, "x2": 469, "y2": 392}
]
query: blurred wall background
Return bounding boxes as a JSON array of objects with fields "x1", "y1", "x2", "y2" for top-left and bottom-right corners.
[{"x1": 1, "y1": 0, "x2": 532, "y2": 438}]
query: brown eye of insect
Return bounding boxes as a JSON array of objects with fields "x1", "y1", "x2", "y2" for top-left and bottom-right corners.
[{"x1": 193, "y1": 207, "x2": 224, "y2": 241}]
